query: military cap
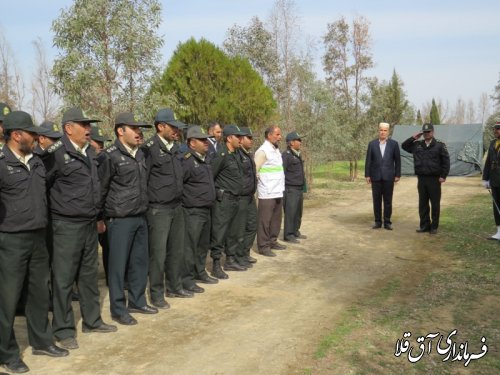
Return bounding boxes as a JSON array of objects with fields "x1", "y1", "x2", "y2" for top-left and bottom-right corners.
[
  {"x1": 62, "y1": 107, "x2": 100, "y2": 124},
  {"x1": 240, "y1": 127, "x2": 253, "y2": 137},
  {"x1": 39, "y1": 121, "x2": 63, "y2": 138},
  {"x1": 154, "y1": 108, "x2": 186, "y2": 129},
  {"x1": 223, "y1": 124, "x2": 245, "y2": 136},
  {"x1": 187, "y1": 125, "x2": 210, "y2": 139},
  {"x1": 0, "y1": 102, "x2": 11, "y2": 121},
  {"x1": 3, "y1": 111, "x2": 44, "y2": 134},
  {"x1": 90, "y1": 125, "x2": 112, "y2": 142},
  {"x1": 493, "y1": 121, "x2": 500, "y2": 129},
  {"x1": 286, "y1": 131, "x2": 305, "y2": 142},
  {"x1": 115, "y1": 112, "x2": 152, "y2": 128},
  {"x1": 422, "y1": 123, "x2": 434, "y2": 132}
]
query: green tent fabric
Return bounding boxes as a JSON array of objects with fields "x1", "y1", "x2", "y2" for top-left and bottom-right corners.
[{"x1": 391, "y1": 124, "x2": 483, "y2": 176}]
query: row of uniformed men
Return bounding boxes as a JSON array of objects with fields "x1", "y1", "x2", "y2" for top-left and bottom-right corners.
[{"x1": 0, "y1": 103, "x2": 306, "y2": 374}]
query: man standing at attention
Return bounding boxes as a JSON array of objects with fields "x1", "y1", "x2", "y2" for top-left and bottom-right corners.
[
  {"x1": 365, "y1": 122, "x2": 401, "y2": 230},
  {"x1": 44, "y1": 107, "x2": 116, "y2": 351},
  {"x1": 482, "y1": 121, "x2": 500, "y2": 240},
  {"x1": 282, "y1": 131, "x2": 307, "y2": 242},
  {"x1": 254, "y1": 126, "x2": 286, "y2": 257},
  {"x1": 402, "y1": 123, "x2": 450, "y2": 234},
  {"x1": 0, "y1": 111, "x2": 68, "y2": 374},
  {"x1": 98, "y1": 112, "x2": 158, "y2": 326}
]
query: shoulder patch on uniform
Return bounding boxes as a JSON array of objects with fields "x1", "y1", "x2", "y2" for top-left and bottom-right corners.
[
  {"x1": 106, "y1": 145, "x2": 117, "y2": 153},
  {"x1": 184, "y1": 152, "x2": 192, "y2": 159},
  {"x1": 0, "y1": 152, "x2": 4, "y2": 159},
  {"x1": 287, "y1": 150, "x2": 291, "y2": 154},
  {"x1": 47, "y1": 140, "x2": 63, "y2": 153}
]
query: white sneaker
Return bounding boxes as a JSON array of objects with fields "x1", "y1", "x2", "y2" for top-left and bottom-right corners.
[{"x1": 490, "y1": 232, "x2": 500, "y2": 240}]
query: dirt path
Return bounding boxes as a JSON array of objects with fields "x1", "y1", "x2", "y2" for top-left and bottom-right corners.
[{"x1": 13, "y1": 176, "x2": 483, "y2": 375}]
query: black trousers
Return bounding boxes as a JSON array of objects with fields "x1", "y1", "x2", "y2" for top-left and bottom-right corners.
[
  {"x1": 417, "y1": 176, "x2": 441, "y2": 230},
  {"x1": 257, "y1": 197, "x2": 283, "y2": 251},
  {"x1": 183, "y1": 207, "x2": 211, "y2": 287},
  {"x1": 0, "y1": 229, "x2": 53, "y2": 363},
  {"x1": 147, "y1": 206, "x2": 185, "y2": 299},
  {"x1": 51, "y1": 220, "x2": 103, "y2": 340},
  {"x1": 106, "y1": 216, "x2": 148, "y2": 317},
  {"x1": 491, "y1": 187, "x2": 500, "y2": 225},
  {"x1": 242, "y1": 196, "x2": 257, "y2": 257},
  {"x1": 210, "y1": 194, "x2": 240, "y2": 260},
  {"x1": 371, "y1": 180, "x2": 395, "y2": 225},
  {"x1": 283, "y1": 186, "x2": 304, "y2": 239}
]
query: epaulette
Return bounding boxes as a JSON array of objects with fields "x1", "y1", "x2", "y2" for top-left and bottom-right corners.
[
  {"x1": 106, "y1": 145, "x2": 117, "y2": 153},
  {"x1": 47, "y1": 140, "x2": 63, "y2": 154},
  {"x1": 144, "y1": 137, "x2": 155, "y2": 148},
  {"x1": 184, "y1": 152, "x2": 192, "y2": 159}
]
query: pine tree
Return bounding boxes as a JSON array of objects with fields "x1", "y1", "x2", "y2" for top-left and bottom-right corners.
[
  {"x1": 430, "y1": 98, "x2": 441, "y2": 124},
  {"x1": 416, "y1": 110, "x2": 423, "y2": 125}
]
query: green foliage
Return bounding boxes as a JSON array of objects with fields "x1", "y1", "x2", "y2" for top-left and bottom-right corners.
[
  {"x1": 155, "y1": 38, "x2": 275, "y2": 128},
  {"x1": 430, "y1": 98, "x2": 441, "y2": 124},
  {"x1": 367, "y1": 70, "x2": 414, "y2": 126},
  {"x1": 51, "y1": 0, "x2": 163, "y2": 132},
  {"x1": 416, "y1": 109, "x2": 423, "y2": 125}
]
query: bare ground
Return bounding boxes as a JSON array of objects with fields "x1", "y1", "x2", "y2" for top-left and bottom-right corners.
[{"x1": 12, "y1": 176, "x2": 483, "y2": 375}]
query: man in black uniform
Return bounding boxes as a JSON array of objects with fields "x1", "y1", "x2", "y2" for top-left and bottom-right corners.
[
  {"x1": 90, "y1": 124, "x2": 111, "y2": 154},
  {"x1": 232, "y1": 127, "x2": 258, "y2": 267},
  {"x1": 482, "y1": 121, "x2": 500, "y2": 240},
  {"x1": 182, "y1": 126, "x2": 219, "y2": 288},
  {"x1": 282, "y1": 131, "x2": 307, "y2": 243},
  {"x1": 98, "y1": 112, "x2": 158, "y2": 326},
  {"x1": 0, "y1": 111, "x2": 68, "y2": 374},
  {"x1": 143, "y1": 108, "x2": 194, "y2": 307},
  {"x1": 34, "y1": 121, "x2": 63, "y2": 158},
  {"x1": 207, "y1": 121, "x2": 222, "y2": 161},
  {"x1": 210, "y1": 124, "x2": 247, "y2": 279},
  {"x1": 402, "y1": 123, "x2": 450, "y2": 234},
  {"x1": 45, "y1": 107, "x2": 116, "y2": 351}
]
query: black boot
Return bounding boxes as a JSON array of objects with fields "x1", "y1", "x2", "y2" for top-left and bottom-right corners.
[
  {"x1": 224, "y1": 256, "x2": 247, "y2": 271},
  {"x1": 211, "y1": 259, "x2": 229, "y2": 279}
]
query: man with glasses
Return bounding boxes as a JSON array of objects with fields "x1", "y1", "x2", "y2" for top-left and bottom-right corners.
[{"x1": 44, "y1": 107, "x2": 116, "y2": 351}]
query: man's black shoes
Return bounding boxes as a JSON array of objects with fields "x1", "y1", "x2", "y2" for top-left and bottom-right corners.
[
  {"x1": 32, "y1": 345, "x2": 69, "y2": 357},
  {"x1": 3, "y1": 358, "x2": 29, "y2": 373},
  {"x1": 128, "y1": 304, "x2": 158, "y2": 314}
]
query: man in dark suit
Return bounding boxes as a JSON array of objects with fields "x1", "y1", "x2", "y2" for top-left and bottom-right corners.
[{"x1": 365, "y1": 122, "x2": 401, "y2": 230}]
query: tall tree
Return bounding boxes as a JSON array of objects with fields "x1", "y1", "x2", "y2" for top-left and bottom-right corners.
[
  {"x1": 416, "y1": 110, "x2": 423, "y2": 125},
  {"x1": 51, "y1": 0, "x2": 163, "y2": 131},
  {"x1": 155, "y1": 38, "x2": 275, "y2": 128},
  {"x1": 0, "y1": 30, "x2": 26, "y2": 109},
  {"x1": 430, "y1": 98, "x2": 441, "y2": 124},
  {"x1": 30, "y1": 38, "x2": 59, "y2": 122},
  {"x1": 323, "y1": 16, "x2": 373, "y2": 180}
]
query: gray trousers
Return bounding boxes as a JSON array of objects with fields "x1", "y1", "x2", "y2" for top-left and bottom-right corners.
[{"x1": 257, "y1": 197, "x2": 283, "y2": 251}]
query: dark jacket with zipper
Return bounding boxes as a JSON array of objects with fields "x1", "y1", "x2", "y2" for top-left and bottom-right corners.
[
  {"x1": 97, "y1": 140, "x2": 148, "y2": 218},
  {"x1": 0, "y1": 146, "x2": 47, "y2": 232},
  {"x1": 44, "y1": 135, "x2": 100, "y2": 221}
]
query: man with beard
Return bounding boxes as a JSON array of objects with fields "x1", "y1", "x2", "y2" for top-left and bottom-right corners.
[
  {"x1": 0, "y1": 111, "x2": 68, "y2": 374},
  {"x1": 98, "y1": 113, "x2": 158, "y2": 326}
]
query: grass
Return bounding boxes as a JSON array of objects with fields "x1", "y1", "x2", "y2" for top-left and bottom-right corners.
[
  {"x1": 307, "y1": 194, "x2": 500, "y2": 374},
  {"x1": 310, "y1": 161, "x2": 366, "y2": 190}
]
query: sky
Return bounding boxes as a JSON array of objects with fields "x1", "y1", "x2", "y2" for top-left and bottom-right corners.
[{"x1": 1, "y1": 0, "x2": 500, "y2": 113}]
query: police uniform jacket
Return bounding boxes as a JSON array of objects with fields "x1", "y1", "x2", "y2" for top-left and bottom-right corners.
[
  {"x1": 282, "y1": 147, "x2": 305, "y2": 188},
  {"x1": 142, "y1": 134, "x2": 183, "y2": 208},
  {"x1": 0, "y1": 146, "x2": 47, "y2": 232},
  {"x1": 211, "y1": 143, "x2": 243, "y2": 196},
  {"x1": 44, "y1": 135, "x2": 100, "y2": 221},
  {"x1": 401, "y1": 137, "x2": 450, "y2": 178},
  {"x1": 239, "y1": 148, "x2": 257, "y2": 196},
  {"x1": 483, "y1": 139, "x2": 500, "y2": 187},
  {"x1": 97, "y1": 140, "x2": 148, "y2": 218},
  {"x1": 33, "y1": 144, "x2": 48, "y2": 159},
  {"x1": 182, "y1": 149, "x2": 215, "y2": 208}
]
